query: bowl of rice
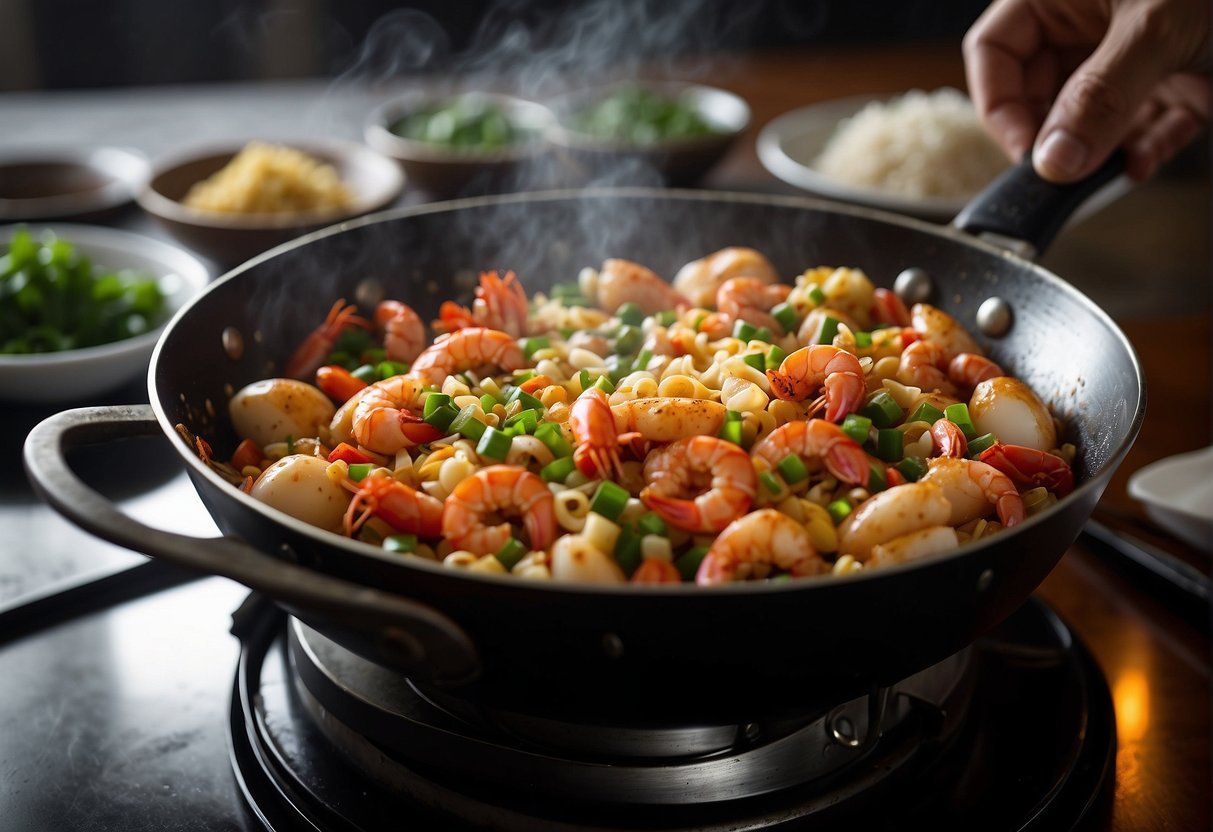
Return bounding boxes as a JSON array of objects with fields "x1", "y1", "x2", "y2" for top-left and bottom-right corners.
[
  {"x1": 757, "y1": 88, "x2": 1010, "y2": 221},
  {"x1": 137, "y1": 140, "x2": 404, "y2": 267}
]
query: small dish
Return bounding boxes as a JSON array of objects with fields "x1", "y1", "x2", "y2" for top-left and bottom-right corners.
[
  {"x1": 545, "y1": 80, "x2": 750, "y2": 186},
  {"x1": 0, "y1": 146, "x2": 150, "y2": 221},
  {"x1": 1127, "y1": 446, "x2": 1213, "y2": 554},
  {"x1": 364, "y1": 91, "x2": 554, "y2": 198},
  {"x1": 0, "y1": 223, "x2": 210, "y2": 405},
  {"x1": 137, "y1": 140, "x2": 403, "y2": 267}
]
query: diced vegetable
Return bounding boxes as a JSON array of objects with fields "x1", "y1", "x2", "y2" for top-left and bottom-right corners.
[
  {"x1": 815, "y1": 316, "x2": 841, "y2": 345},
  {"x1": 776, "y1": 452, "x2": 809, "y2": 483},
  {"x1": 967, "y1": 432, "x2": 998, "y2": 456},
  {"x1": 449, "y1": 405, "x2": 487, "y2": 441},
  {"x1": 534, "y1": 422, "x2": 574, "y2": 458},
  {"x1": 861, "y1": 390, "x2": 903, "y2": 429},
  {"x1": 944, "y1": 402, "x2": 978, "y2": 440},
  {"x1": 495, "y1": 537, "x2": 529, "y2": 570},
  {"x1": 522, "y1": 336, "x2": 550, "y2": 359},
  {"x1": 771, "y1": 302, "x2": 798, "y2": 332},
  {"x1": 875, "y1": 428, "x2": 904, "y2": 462},
  {"x1": 616, "y1": 302, "x2": 644, "y2": 327},
  {"x1": 476, "y1": 426, "x2": 512, "y2": 461},
  {"x1": 347, "y1": 462, "x2": 374, "y2": 482},
  {"x1": 675, "y1": 545, "x2": 710, "y2": 581},
  {"x1": 896, "y1": 456, "x2": 929, "y2": 482},
  {"x1": 758, "y1": 470, "x2": 784, "y2": 495},
  {"x1": 635, "y1": 512, "x2": 668, "y2": 537},
  {"x1": 840, "y1": 413, "x2": 872, "y2": 445},
  {"x1": 383, "y1": 534, "x2": 419, "y2": 554},
  {"x1": 907, "y1": 402, "x2": 946, "y2": 425},
  {"x1": 589, "y1": 480, "x2": 630, "y2": 521},
  {"x1": 540, "y1": 456, "x2": 577, "y2": 483},
  {"x1": 827, "y1": 497, "x2": 853, "y2": 524}
]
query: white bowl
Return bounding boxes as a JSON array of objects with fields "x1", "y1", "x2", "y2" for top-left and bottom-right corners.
[
  {"x1": 1127, "y1": 445, "x2": 1213, "y2": 554},
  {"x1": 0, "y1": 223, "x2": 210, "y2": 404}
]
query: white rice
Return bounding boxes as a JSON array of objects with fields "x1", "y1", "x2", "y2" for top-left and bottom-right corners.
[{"x1": 814, "y1": 88, "x2": 1009, "y2": 199}]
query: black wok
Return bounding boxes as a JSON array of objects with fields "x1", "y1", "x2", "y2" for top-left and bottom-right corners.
[{"x1": 25, "y1": 161, "x2": 1144, "y2": 725}]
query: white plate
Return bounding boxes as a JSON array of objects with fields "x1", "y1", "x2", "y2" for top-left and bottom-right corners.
[
  {"x1": 1127, "y1": 446, "x2": 1213, "y2": 553},
  {"x1": 0, "y1": 223, "x2": 211, "y2": 404}
]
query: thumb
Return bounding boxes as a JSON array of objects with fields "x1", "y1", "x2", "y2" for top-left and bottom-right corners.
[{"x1": 1033, "y1": 7, "x2": 1172, "y2": 182}]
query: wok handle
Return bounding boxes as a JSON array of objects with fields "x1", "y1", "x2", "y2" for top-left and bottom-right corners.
[
  {"x1": 952, "y1": 149, "x2": 1126, "y2": 258},
  {"x1": 22, "y1": 404, "x2": 482, "y2": 686}
]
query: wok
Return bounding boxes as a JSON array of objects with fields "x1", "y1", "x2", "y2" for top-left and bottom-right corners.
[{"x1": 25, "y1": 160, "x2": 1143, "y2": 725}]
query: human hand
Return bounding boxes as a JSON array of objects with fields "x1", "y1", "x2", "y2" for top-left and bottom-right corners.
[{"x1": 963, "y1": 0, "x2": 1211, "y2": 182}]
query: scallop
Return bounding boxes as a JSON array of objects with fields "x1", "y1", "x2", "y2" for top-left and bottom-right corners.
[
  {"x1": 229, "y1": 378, "x2": 335, "y2": 448},
  {"x1": 250, "y1": 454, "x2": 349, "y2": 532},
  {"x1": 969, "y1": 376, "x2": 1056, "y2": 451}
]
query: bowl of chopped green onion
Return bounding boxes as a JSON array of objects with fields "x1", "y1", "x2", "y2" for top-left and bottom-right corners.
[
  {"x1": 0, "y1": 224, "x2": 210, "y2": 404},
  {"x1": 364, "y1": 91, "x2": 555, "y2": 198},
  {"x1": 546, "y1": 80, "x2": 750, "y2": 186}
]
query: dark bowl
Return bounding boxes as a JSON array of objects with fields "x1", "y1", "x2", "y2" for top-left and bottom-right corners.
[
  {"x1": 364, "y1": 91, "x2": 555, "y2": 198},
  {"x1": 136, "y1": 140, "x2": 403, "y2": 268},
  {"x1": 545, "y1": 81, "x2": 751, "y2": 186},
  {"x1": 0, "y1": 146, "x2": 150, "y2": 221}
]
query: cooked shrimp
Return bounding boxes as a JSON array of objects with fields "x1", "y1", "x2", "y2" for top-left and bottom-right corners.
[
  {"x1": 376, "y1": 300, "x2": 426, "y2": 364},
  {"x1": 315, "y1": 364, "x2": 367, "y2": 404},
  {"x1": 570, "y1": 388, "x2": 620, "y2": 478},
  {"x1": 437, "y1": 270, "x2": 530, "y2": 338},
  {"x1": 898, "y1": 340, "x2": 958, "y2": 395},
  {"x1": 696, "y1": 509, "x2": 826, "y2": 584},
  {"x1": 284, "y1": 299, "x2": 370, "y2": 379},
  {"x1": 948, "y1": 353, "x2": 1003, "y2": 390},
  {"x1": 910, "y1": 303, "x2": 982, "y2": 358},
  {"x1": 631, "y1": 558, "x2": 682, "y2": 584},
  {"x1": 930, "y1": 418, "x2": 968, "y2": 458},
  {"x1": 351, "y1": 374, "x2": 438, "y2": 454},
  {"x1": 408, "y1": 327, "x2": 526, "y2": 387},
  {"x1": 611, "y1": 397, "x2": 728, "y2": 443},
  {"x1": 595, "y1": 259, "x2": 687, "y2": 315},
  {"x1": 868, "y1": 526, "x2": 960, "y2": 568},
  {"x1": 715, "y1": 277, "x2": 792, "y2": 335},
  {"x1": 969, "y1": 376, "x2": 1057, "y2": 451},
  {"x1": 442, "y1": 465, "x2": 557, "y2": 556},
  {"x1": 921, "y1": 456, "x2": 1025, "y2": 527},
  {"x1": 837, "y1": 480, "x2": 953, "y2": 561},
  {"x1": 641, "y1": 436, "x2": 757, "y2": 533},
  {"x1": 549, "y1": 534, "x2": 627, "y2": 584},
  {"x1": 672, "y1": 246, "x2": 779, "y2": 308},
  {"x1": 979, "y1": 442, "x2": 1074, "y2": 497},
  {"x1": 871, "y1": 287, "x2": 911, "y2": 328},
  {"x1": 766, "y1": 344, "x2": 866, "y2": 422},
  {"x1": 344, "y1": 473, "x2": 444, "y2": 538},
  {"x1": 751, "y1": 418, "x2": 870, "y2": 486}
]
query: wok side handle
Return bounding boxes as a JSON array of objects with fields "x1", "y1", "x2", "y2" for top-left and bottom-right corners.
[
  {"x1": 22, "y1": 405, "x2": 482, "y2": 686},
  {"x1": 952, "y1": 150, "x2": 1126, "y2": 258}
]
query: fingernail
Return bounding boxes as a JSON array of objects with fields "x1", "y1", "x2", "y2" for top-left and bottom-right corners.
[{"x1": 1034, "y1": 130, "x2": 1088, "y2": 180}]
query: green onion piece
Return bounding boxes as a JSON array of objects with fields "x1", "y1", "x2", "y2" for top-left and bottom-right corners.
[
  {"x1": 827, "y1": 497, "x2": 853, "y2": 525},
  {"x1": 383, "y1": 534, "x2": 418, "y2": 554},
  {"x1": 635, "y1": 348, "x2": 654, "y2": 371},
  {"x1": 907, "y1": 402, "x2": 946, "y2": 425},
  {"x1": 896, "y1": 456, "x2": 929, "y2": 482},
  {"x1": 868, "y1": 464, "x2": 887, "y2": 493},
  {"x1": 690, "y1": 311, "x2": 708, "y2": 331},
  {"x1": 771, "y1": 301, "x2": 798, "y2": 332},
  {"x1": 854, "y1": 331, "x2": 873, "y2": 349},
  {"x1": 718, "y1": 419, "x2": 744, "y2": 446},
  {"x1": 422, "y1": 392, "x2": 452, "y2": 418},
  {"x1": 286, "y1": 435, "x2": 296, "y2": 455},
  {"x1": 766, "y1": 345, "x2": 787, "y2": 371},
  {"x1": 675, "y1": 545, "x2": 710, "y2": 581},
  {"x1": 496, "y1": 537, "x2": 529, "y2": 570},
  {"x1": 540, "y1": 456, "x2": 577, "y2": 483},
  {"x1": 753, "y1": 325, "x2": 773, "y2": 343},
  {"x1": 808, "y1": 286, "x2": 826, "y2": 306},
  {"x1": 480, "y1": 394, "x2": 499, "y2": 414},
  {"x1": 522, "y1": 336, "x2": 550, "y2": 359},
  {"x1": 551, "y1": 281, "x2": 582, "y2": 298},
  {"x1": 589, "y1": 481, "x2": 630, "y2": 521},
  {"x1": 606, "y1": 353, "x2": 633, "y2": 383},
  {"x1": 614, "y1": 526, "x2": 643, "y2": 577},
  {"x1": 655, "y1": 310, "x2": 677, "y2": 327},
  {"x1": 635, "y1": 512, "x2": 668, "y2": 537},
  {"x1": 876, "y1": 428, "x2": 904, "y2": 462},
  {"x1": 578, "y1": 368, "x2": 592, "y2": 393},
  {"x1": 758, "y1": 470, "x2": 784, "y2": 495},
  {"x1": 362, "y1": 347, "x2": 387, "y2": 364},
  {"x1": 776, "y1": 452, "x2": 809, "y2": 483},
  {"x1": 944, "y1": 402, "x2": 978, "y2": 440},
  {"x1": 476, "y1": 426, "x2": 513, "y2": 461},
  {"x1": 724, "y1": 409, "x2": 744, "y2": 423},
  {"x1": 861, "y1": 390, "x2": 903, "y2": 429},
  {"x1": 840, "y1": 413, "x2": 872, "y2": 445},
  {"x1": 967, "y1": 432, "x2": 998, "y2": 457},
  {"x1": 506, "y1": 387, "x2": 545, "y2": 412},
  {"x1": 504, "y1": 408, "x2": 540, "y2": 434},
  {"x1": 423, "y1": 402, "x2": 459, "y2": 431},
  {"x1": 816, "y1": 316, "x2": 841, "y2": 345},
  {"x1": 614, "y1": 324, "x2": 644, "y2": 355},
  {"x1": 348, "y1": 462, "x2": 374, "y2": 482},
  {"x1": 732, "y1": 319, "x2": 758, "y2": 342},
  {"x1": 593, "y1": 375, "x2": 616, "y2": 395},
  {"x1": 351, "y1": 364, "x2": 378, "y2": 383},
  {"x1": 616, "y1": 302, "x2": 644, "y2": 327},
  {"x1": 327, "y1": 350, "x2": 352, "y2": 368},
  {"x1": 534, "y1": 422, "x2": 574, "y2": 458},
  {"x1": 742, "y1": 352, "x2": 766, "y2": 374},
  {"x1": 449, "y1": 405, "x2": 487, "y2": 441}
]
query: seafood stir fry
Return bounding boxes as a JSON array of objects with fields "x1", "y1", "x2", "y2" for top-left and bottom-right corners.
[{"x1": 200, "y1": 247, "x2": 1076, "y2": 586}]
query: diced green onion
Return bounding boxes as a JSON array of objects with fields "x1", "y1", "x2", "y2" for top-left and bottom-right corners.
[
  {"x1": 476, "y1": 426, "x2": 513, "y2": 461},
  {"x1": 675, "y1": 545, "x2": 710, "y2": 581},
  {"x1": 496, "y1": 537, "x2": 529, "y2": 570},
  {"x1": 422, "y1": 392, "x2": 452, "y2": 418},
  {"x1": 724, "y1": 409, "x2": 744, "y2": 423},
  {"x1": 363, "y1": 347, "x2": 387, "y2": 363},
  {"x1": 776, "y1": 452, "x2": 809, "y2": 483},
  {"x1": 815, "y1": 316, "x2": 841, "y2": 345},
  {"x1": 351, "y1": 364, "x2": 378, "y2": 383},
  {"x1": 861, "y1": 390, "x2": 903, "y2": 429},
  {"x1": 522, "y1": 336, "x2": 550, "y2": 359},
  {"x1": 771, "y1": 302, "x2": 798, "y2": 333},
  {"x1": 876, "y1": 428, "x2": 904, "y2": 462},
  {"x1": 944, "y1": 402, "x2": 978, "y2": 440},
  {"x1": 636, "y1": 512, "x2": 668, "y2": 537},
  {"x1": 758, "y1": 470, "x2": 784, "y2": 495},
  {"x1": 480, "y1": 394, "x2": 499, "y2": 415},
  {"x1": 907, "y1": 402, "x2": 946, "y2": 425},
  {"x1": 827, "y1": 497, "x2": 853, "y2": 525},
  {"x1": 506, "y1": 386, "x2": 545, "y2": 412},
  {"x1": 732, "y1": 319, "x2": 758, "y2": 341},
  {"x1": 614, "y1": 526, "x2": 643, "y2": 577},
  {"x1": 534, "y1": 422, "x2": 574, "y2": 458},
  {"x1": 589, "y1": 480, "x2": 630, "y2": 521},
  {"x1": 540, "y1": 456, "x2": 577, "y2": 483},
  {"x1": 840, "y1": 413, "x2": 872, "y2": 445},
  {"x1": 766, "y1": 345, "x2": 787, "y2": 371},
  {"x1": 808, "y1": 286, "x2": 826, "y2": 306},
  {"x1": 423, "y1": 402, "x2": 459, "y2": 431},
  {"x1": 614, "y1": 324, "x2": 644, "y2": 355},
  {"x1": 514, "y1": 369, "x2": 536, "y2": 384},
  {"x1": 383, "y1": 534, "x2": 418, "y2": 554},
  {"x1": 616, "y1": 302, "x2": 644, "y2": 327},
  {"x1": 854, "y1": 331, "x2": 873, "y2": 349},
  {"x1": 896, "y1": 456, "x2": 929, "y2": 482},
  {"x1": 504, "y1": 408, "x2": 540, "y2": 434},
  {"x1": 577, "y1": 368, "x2": 592, "y2": 393},
  {"x1": 655, "y1": 310, "x2": 677, "y2": 327},
  {"x1": 449, "y1": 405, "x2": 487, "y2": 441},
  {"x1": 593, "y1": 375, "x2": 616, "y2": 395},
  {"x1": 286, "y1": 435, "x2": 296, "y2": 455},
  {"x1": 635, "y1": 348, "x2": 654, "y2": 371},
  {"x1": 753, "y1": 325, "x2": 773, "y2": 343},
  {"x1": 348, "y1": 462, "x2": 374, "y2": 482},
  {"x1": 606, "y1": 353, "x2": 633, "y2": 383},
  {"x1": 718, "y1": 419, "x2": 744, "y2": 446},
  {"x1": 868, "y1": 464, "x2": 887, "y2": 493},
  {"x1": 377, "y1": 360, "x2": 408, "y2": 379},
  {"x1": 742, "y1": 352, "x2": 766, "y2": 374},
  {"x1": 967, "y1": 432, "x2": 998, "y2": 457}
]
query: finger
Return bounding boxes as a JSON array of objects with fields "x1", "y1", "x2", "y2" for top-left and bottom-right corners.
[
  {"x1": 1123, "y1": 103, "x2": 1204, "y2": 181},
  {"x1": 1032, "y1": 7, "x2": 1175, "y2": 182},
  {"x1": 963, "y1": 0, "x2": 1048, "y2": 159}
]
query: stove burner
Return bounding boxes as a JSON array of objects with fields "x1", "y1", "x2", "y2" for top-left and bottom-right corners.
[{"x1": 229, "y1": 598, "x2": 1115, "y2": 830}]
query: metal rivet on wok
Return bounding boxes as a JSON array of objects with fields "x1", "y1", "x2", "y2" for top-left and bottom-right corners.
[
  {"x1": 977, "y1": 568, "x2": 994, "y2": 592},
  {"x1": 355, "y1": 279, "x2": 384, "y2": 309},
  {"x1": 976, "y1": 297, "x2": 1013, "y2": 337},
  {"x1": 221, "y1": 327, "x2": 244, "y2": 360},
  {"x1": 894, "y1": 267, "x2": 932, "y2": 304},
  {"x1": 278, "y1": 543, "x2": 299, "y2": 563},
  {"x1": 601, "y1": 633, "x2": 624, "y2": 659}
]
